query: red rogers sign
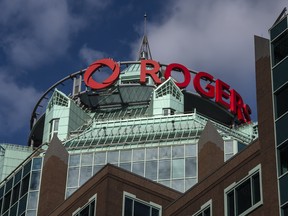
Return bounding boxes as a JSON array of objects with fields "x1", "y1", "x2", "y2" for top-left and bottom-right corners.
[{"x1": 84, "y1": 58, "x2": 251, "y2": 124}]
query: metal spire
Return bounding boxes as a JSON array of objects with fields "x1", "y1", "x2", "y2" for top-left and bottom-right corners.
[{"x1": 138, "y1": 13, "x2": 152, "y2": 60}]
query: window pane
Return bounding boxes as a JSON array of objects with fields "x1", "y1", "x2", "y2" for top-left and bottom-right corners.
[
  {"x1": 253, "y1": 173, "x2": 261, "y2": 204},
  {"x1": 204, "y1": 207, "x2": 211, "y2": 216},
  {"x1": 185, "y1": 158, "x2": 197, "y2": 177},
  {"x1": 146, "y1": 161, "x2": 157, "y2": 180},
  {"x1": 94, "y1": 152, "x2": 106, "y2": 164},
  {"x1": 67, "y1": 167, "x2": 79, "y2": 187},
  {"x1": 133, "y1": 149, "x2": 145, "y2": 161},
  {"x1": 124, "y1": 197, "x2": 133, "y2": 216},
  {"x1": 3, "y1": 191, "x2": 11, "y2": 213},
  {"x1": 185, "y1": 178, "x2": 197, "y2": 190},
  {"x1": 93, "y1": 165, "x2": 104, "y2": 175},
  {"x1": 227, "y1": 191, "x2": 235, "y2": 216},
  {"x1": 225, "y1": 140, "x2": 234, "y2": 153},
  {"x1": 236, "y1": 179, "x2": 252, "y2": 215},
  {"x1": 172, "y1": 179, "x2": 184, "y2": 192},
  {"x1": 279, "y1": 143, "x2": 288, "y2": 175},
  {"x1": 69, "y1": 154, "x2": 80, "y2": 167},
  {"x1": 81, "y1": 153, "x2": 93, "y2": 166},
  {"x1": 80, "y1": 205, "x2": 89, "y2": 216},
  {"x1": 119, "y1": 163, "x2": 131, "y2": 172},
  {"x1": 172, "y1": 145, "x2": 184, "y2": 158},
  {"x1": 280, "y1": 173, "x2": 288, "y2": 204},
  {"x1": 275, "y1": 85, "x2": 288, "y2": 118},
  {"x1": 146, "y1": 148, "x2": 158, "y2": 160},
  {"x1": 120, "y1": 150, "x2": 132, "y2": 162},
  {"x1": 134, "y1": 201, "x2": 151, "y2": 216},
  {"x1": 172, "y1": 159, "x2": 184, "y2": 178},
  {"x1": 159, "y1": 147, "x2": 171, "y2": 159},
  {"x1": 80, "y1": 166, "x2": 92, "y2": 186},
  {"x1": 27, "y1": 191, "x2": 38, "y2": 210},
  {"x1": 12, "y1": 183, "x2": 20, "y2": 204},
  {"x1": 185, "y1": 144, "x2": 196, "y2": 157},
  {"x1": 282, "y1": 204, "x2": 288, "y2": 216},
  {"x1": 159, "y1": 160, "x2": 171, "y2": 179},
  {"x1": 21, "y1": 174, "x2": 30, "y2": 196},
  {"x1": 23, "y1": 161, "x2": 32, "y2": 176},
  {"x1": 30, "y1": 171, "x2": 41, "y2": 190},
  {"x1": 152, "y1": 208, "x2": 160, "y2": 216},
  {"x1": 107, "y1": 151, "x2": 119, "y2": 164},
  {"x1": 18, "y1": 194, "x2": 28, "y2": 215},
  {"x1": 32, "y1": 158, "x2": 42, "y2": 170},
  {"x1": 133, "y1": 162, "x2": 144, "y2": 176}
]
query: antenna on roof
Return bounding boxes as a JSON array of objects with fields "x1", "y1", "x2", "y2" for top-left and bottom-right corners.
[{"x1": 138, "y1": 13, "x2": 153, "y2": 60}]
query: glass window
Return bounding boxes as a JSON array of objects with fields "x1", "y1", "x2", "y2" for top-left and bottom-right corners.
[
  {"x1": 120, "y1": 150, "x2": 132, "y2": 162},
  {"x1": 159, "y1": 160, "x2": 171, "y2": 179},
  {"x1": 49, "y1": 118, "x2": 60, "y2": 140},
  {"x1": 185, "y1": 144, "x2": 196, "y2": 157},
  {"x1": 27, "y1": 191, "x2": 38, "y2": 210},
  {"x1": 67, "y1": 167, "x2": 79, "y2": 187},
  {"x1": 185, "y1": 178, "x2": 197, "y2": 191},
  {"x1": 14, "y1": 170, "x2": 22, "y2": 185},
  {"x1": 133, "y1": 149, "x2": 145, "y2": 161},
  {"x1": 226, "y1": 168, "x2": 262, "y2": 216},
  {"x1": 93, "y1": 165, "x2": 104, "y2": 175},
  {"x1": 172, "y1": 159, "x2": 184, "y2": 178},
  {"x1": 21, "y1": 174, "x2": 30, "y2": 196},
  {"x1": 119, "y1": 163, "x2": 131, "y2": 172},
  {"x1": 145, "y1": 161, "x2": 157, "y2": 180},
  {"x1": 282, "y1": 203, "x2": 288, "y2": 216},
  {"x1": 80, "y1": 166, "x2": 92, "y2": 186},
  {"x1": 5, "y1": 178, "x2": 13, "y2": 194},
  {"x1": 185, "y1": 158, "x2": 197, "y2": 177},
  {"x1": 146, "y1": 148, "x2": 158, "y2": 160},
  {"x1": 18, "y1": 194, "x2": 28, "y2": 216},
  {"x1": 81, "y1": 153, "x2": 93, "y2": 166},
  {"x1": 279, "y1": 173, "x2": 288, "y2": 205},
  {"x1": 94, "y1": 152, "x2": 106, "y2": 164},
  {"x1": 172, "y1": 145, "x2": 184, "y2": 158},
  {"x1": 3, "y1": 191, "x2": 11, "y2": 213},
  {"x1": 73, "y1": 197, "x2": 96, "y2": 216},
  {"x1": 124, "y1": 195, "x2": 160, "y2": 216},
  {"x1": 23, "y1": 161, "x2": 32, "y2": 177},
  {"x1": 132, "y1": 162, "x2": 144, "y2": 176},
  {"x1": 32, "y1": 158, "x2": 42, "y2": 170},
  {"x1": 172, "y1": 179, "x2": 184, "y2": 192},
  {"x1": 192, "y1": 204, "x2": 211, "y2": 216},
  {"x1": 69, "y1": 154, "x2": 80, "y2": 167},
  {"x1": 275, "y1": 85, "x2": 288, "y2": 118},
  {"x1": 107, "y1": 151, "x2": 119, "y2": 164},
  {"x1": 279, "y1": 143, "x2": 288, "y2": 175},
  {"x1": 225, "y1": 140, "x2": 234, "y2": 153},
  {"x1": 272, "y1": 30, "x2": 288, "y2": 65},
  {"x1": 236, "y1": 179, "x2": 251, "y2": 215},
  {"x1": 159, "y1": 147, "x2": 171, "y2": 159},
  {"x1": 30, "y1": 171, "x2": 41, "y2": 190},
  {"x1": 12, "y1": 183, "x2": 20, "y2": 205}
]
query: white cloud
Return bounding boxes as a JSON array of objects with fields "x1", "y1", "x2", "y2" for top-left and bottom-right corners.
[
  {"x1": 0, "y1": 0, "x2": 109, "y2": 69},
  {"x1": 79, "y1": 44, "x2": 107, "y2": 65},
  {"x1": 0, "y1": 71, "x2": 42, "y2": 134},
  {"x1": 131, "y1": 0, "x2": 287, "y2": 120}
]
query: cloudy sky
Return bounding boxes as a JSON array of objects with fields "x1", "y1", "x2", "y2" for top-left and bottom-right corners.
[{"x1": 0, "y1": 0, "x2": 286, "y2": 145}]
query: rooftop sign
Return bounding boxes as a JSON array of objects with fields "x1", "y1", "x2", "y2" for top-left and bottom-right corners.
[{"x1": 84, "y1": 58, "x2": 251, "y2": 123}]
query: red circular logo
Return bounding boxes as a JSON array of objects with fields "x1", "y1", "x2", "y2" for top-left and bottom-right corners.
[{"x1": 84, "y1": 58, "x2": 120, "y2": 90}]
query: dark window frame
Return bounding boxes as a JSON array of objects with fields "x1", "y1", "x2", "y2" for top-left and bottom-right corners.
[{"x1": 225, "y1": 165, "x2": 262, "y2": 216}]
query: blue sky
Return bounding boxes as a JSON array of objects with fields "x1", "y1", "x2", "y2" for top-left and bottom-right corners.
[{"x1": 0, "y1": 0, "x2": 286, "y2": 145}]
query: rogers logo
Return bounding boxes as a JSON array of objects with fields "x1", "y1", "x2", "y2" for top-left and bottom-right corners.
[{"x1": 83, "y1": 58, "x2": 120, "y2": 90}]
